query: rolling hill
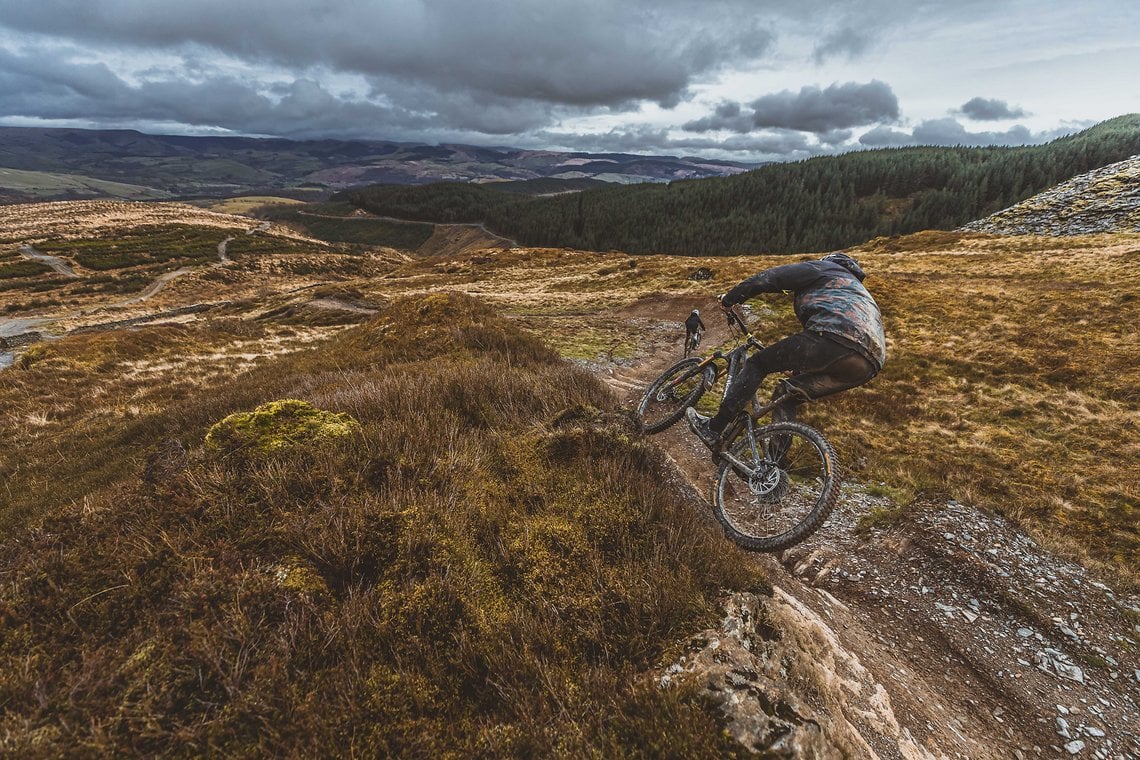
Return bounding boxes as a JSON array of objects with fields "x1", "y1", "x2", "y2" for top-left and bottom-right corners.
[
  {"x1": 0, "y1": 126, "x2": 758, "y2": 202},
  {"x1": 2, "y1": 195, "x2": 1138, "y2": 756}
]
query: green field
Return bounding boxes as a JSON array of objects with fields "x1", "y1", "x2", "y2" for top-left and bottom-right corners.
[{"x1": 0, "y1": 167, "x2": 171, "y2": 201}]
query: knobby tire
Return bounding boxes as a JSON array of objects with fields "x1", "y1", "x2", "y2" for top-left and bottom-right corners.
[
  {"x1": 711, "y1": 421, "x2": 839, "y2": 552},
  {"x1": 637, "y1": 358, "x2": 715, "y2": 434}
]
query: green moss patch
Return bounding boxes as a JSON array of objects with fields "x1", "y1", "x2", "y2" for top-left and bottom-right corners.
[{"x1": 204, "y1": 399, "x2": 360, "y2": 454}]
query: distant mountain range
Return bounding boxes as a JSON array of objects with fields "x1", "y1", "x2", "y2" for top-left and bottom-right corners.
[{"x1": 0, "y1": 127, "x2": 760, "y2": 203}]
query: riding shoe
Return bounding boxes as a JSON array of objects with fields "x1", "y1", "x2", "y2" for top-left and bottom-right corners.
[{"x1": 685, "y1": 408, "x2": 723, "y2": 450}]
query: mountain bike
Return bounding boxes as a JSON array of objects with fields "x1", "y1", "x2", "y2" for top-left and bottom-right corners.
[
  {"x1": 683, "y1": 327, "x2": 703, "y2": 357},
  {"x1": 635, "y1": 309, "x2": 840, "y2": 552}
]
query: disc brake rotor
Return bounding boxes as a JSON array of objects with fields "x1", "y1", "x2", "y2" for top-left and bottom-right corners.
[{"x1": 748, "y1": 464, "x2": 789, "y2": 501}]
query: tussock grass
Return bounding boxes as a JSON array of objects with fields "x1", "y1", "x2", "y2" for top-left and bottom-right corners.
[{"x1": 0, "y1": 293, "x2": 761, "y2": 756}]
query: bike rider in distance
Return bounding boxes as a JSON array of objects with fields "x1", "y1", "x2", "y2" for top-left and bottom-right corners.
[
  {"x1": 686, "y1": 252, "x2": 887, "y2": 450},
  {"x1": 684, "y1": 308, "x2": 705, "y2": 356}
]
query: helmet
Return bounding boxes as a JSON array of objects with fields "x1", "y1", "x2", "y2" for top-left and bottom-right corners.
[
  {"x1": 821, "y1": 252, "x2": 865, "y2": 281},
  {"x1": 692, "y1": 309, "x2": 700, "y2": 316}
]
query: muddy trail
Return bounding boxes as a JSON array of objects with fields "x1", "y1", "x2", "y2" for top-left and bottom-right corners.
[{"x1": 590, "y1": 298, "x2": 1139, "y2": 759}]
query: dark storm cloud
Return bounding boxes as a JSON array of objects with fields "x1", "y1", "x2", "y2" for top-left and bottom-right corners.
[
  {"x1": 750, "y1": 81, "x2": 899, "y2": 132},
  {"x1": 0, "y1": 0, "x2": 1038, "y2": 153},
  {"x1": 682, "y1": 101, "x2": 756, "y2": 133},
  {"x1": 684, "y1": 81, "x2": 899, "y2": 135},
  {"x1": 0, "y1": 0, "x2": 777, "y2": 110},
  {"x1": 0, "y1": 48, "x2": 435, "y2": 139},
  {"x1": 958, "y1": 97, "x2": 1028, "y2": 120},
  {"x1": 858, "y1": 118, "x2": 1072, "y2": 148}
]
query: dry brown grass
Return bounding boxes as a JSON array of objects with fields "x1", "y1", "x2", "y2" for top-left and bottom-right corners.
[{"x1": 0, "y1": 293, "x2": 762, "y2": 756}]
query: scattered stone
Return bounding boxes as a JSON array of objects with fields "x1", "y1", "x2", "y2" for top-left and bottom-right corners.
[
  {"x1": 1035, "y1": 650, "x2": 1085, "y2": 683},
  {"x1": 1056, "y1": 717, "x2": 1071, "y2": 738},
  {"x1": 1018, "y1": 628, "x2": 1034, "y2": 638},
  {"x1": 1063, "y1": 739, "x2": 1085, "y2": 755},
  {"x1": 1084, "y1": 727, "x2": 1105, "y2": 738}
]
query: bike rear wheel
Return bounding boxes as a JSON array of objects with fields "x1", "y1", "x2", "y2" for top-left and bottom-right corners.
[
  {"x1": 636, "y1": 358, "x2": 714, "y2": 433},
  {"x1": 712, "y1": 421, "x2": 839, "y2": 552}
]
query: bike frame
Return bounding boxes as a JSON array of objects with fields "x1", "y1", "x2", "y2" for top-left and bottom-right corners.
[{"x1": 686, "y1": 310, "x2": 806, "y2": 474}]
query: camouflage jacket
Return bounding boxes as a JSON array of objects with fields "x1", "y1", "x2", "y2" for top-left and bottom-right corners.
[{"x1": 724, "y1": 260, "x2": 887, "y2": 369}]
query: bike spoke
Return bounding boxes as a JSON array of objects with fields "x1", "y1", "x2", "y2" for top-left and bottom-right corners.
[{"x1": 713, "y1": 423, "x2": 836, "y2": 550}]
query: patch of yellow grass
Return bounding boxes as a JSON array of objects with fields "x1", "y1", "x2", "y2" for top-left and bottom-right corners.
[{"x1": 206, "y1": 196, "x2": 305, "y2": 215}]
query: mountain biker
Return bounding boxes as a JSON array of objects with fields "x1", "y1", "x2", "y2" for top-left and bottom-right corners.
[
  {"x1": 684, "y1": 309, "x2": 705, "y2": 355},
  {"x1": 686, "y1": 252, "x2": 886, "y2": 450}
]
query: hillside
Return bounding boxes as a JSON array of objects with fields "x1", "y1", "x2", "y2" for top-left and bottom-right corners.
[
  {"x1": 346, "y1": 114, "x2": 1140, "y2": 255},
  {"x1": 1, "y1": 203, "x2": 1138, "y2": 756},
  {"x1": 0, "y1": 293, "x2": 779, "y2": 755},
  {"x1": 963, "y1": 155, "x2": 1140, "y2": 235},
  {"x1": 0, "y1": 126, "x2": 756, "y2": 202}
]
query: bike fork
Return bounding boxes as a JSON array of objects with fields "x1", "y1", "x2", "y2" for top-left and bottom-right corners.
[{"x1": 717, "y1": 416, "x2": 762, "y2": 478}]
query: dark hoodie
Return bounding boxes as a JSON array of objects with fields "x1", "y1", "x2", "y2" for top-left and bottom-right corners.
[{"x1": 723, "y1": 258, "x2": 887, "y2": 369}]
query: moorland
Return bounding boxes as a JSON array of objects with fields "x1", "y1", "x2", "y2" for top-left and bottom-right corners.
[{"x1": 1, "y1": 188, "x2": 1137, "y2": 755}]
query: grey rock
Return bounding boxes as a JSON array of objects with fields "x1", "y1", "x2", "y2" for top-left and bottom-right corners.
[
  {"x1": 1064, "y1": 739, "x2": 1086, "y2": 754},
  {"x1": 659, "y1": 593, "x2": 841, "y2": 757}
]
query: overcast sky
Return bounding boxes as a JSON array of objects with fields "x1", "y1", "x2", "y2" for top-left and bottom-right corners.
[{"x1": 0, "y1": 0, "x2": 1137, "y2": 161}]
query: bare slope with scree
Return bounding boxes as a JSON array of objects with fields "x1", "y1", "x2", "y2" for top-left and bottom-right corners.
[{"x1": 962, "y1": 155, "x2": 1140, "y2": 235}]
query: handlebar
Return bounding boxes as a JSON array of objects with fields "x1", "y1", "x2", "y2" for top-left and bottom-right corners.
[{"x1": 723, "y1": 303, "x2": 749, "y2": 336}]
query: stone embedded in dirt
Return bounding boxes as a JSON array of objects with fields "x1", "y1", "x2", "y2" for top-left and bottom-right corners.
[
  {"x1": 1035, "y1": 650, "x2": 1085, "y2": 683},
  {"x1": 1056, "y1": 717, "x2": 1071, "y2": 737},
  {"x1": 1083, "y1": 727, "x2": 1105, "y2": 738},
  {"x1": 1063, "y1": 739, "x2": 1086, "y2": 754},
  {"x1": 1018, "y1": 628, "x2": 1034, "y2": 637}
]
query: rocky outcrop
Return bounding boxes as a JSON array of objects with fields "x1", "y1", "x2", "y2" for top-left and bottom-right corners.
[
  {"x1": 962, "y1": 156, "x2": 1140, "y2": 236},
  {"x1": 661, "y1": 591, "x2": 936, "y2": 758}
]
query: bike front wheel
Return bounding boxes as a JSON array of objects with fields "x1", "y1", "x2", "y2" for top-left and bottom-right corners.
[
  {"x1": 636, "y1": 358, "x2": 714, "y2": 433},
  {"x1": 712, "y1": 421, "x2": 839, "y2": 552}
]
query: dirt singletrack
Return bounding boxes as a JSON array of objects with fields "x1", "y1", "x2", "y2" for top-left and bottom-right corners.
[{"x1": 591, "y1": 296, "x2": 1139, "y2": 760}]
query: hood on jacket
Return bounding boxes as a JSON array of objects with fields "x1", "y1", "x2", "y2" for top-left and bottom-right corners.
[{"x1": 821, "y1": 252, "x2": 866, "y2": 282}]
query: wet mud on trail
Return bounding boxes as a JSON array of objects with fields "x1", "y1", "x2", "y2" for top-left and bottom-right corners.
[{"x1": 588, "y1": 295, "x2": 1139, "y2": 760}]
